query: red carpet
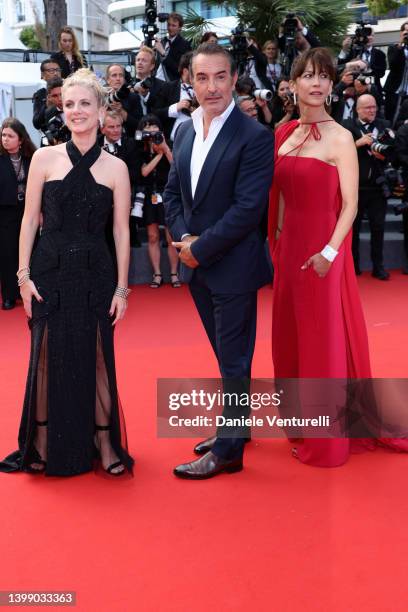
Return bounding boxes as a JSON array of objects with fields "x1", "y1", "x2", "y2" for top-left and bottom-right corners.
[{"x1": 1, "y1": 273, "x2": 408, "y2": 611}]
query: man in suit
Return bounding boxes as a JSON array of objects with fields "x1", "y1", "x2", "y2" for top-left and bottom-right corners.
[
  {"x1": 105, "y1": 63, "x2": 143, "y2": 138},
  {"x1": 164, "y1": 43, "x2": 274, "y2": 479},
  {"x1": 153, "y1": 51, "x2": 195, "y2": 142},
  {"x1": 133, "y1": 46, "x2": 169, "y2": 116},
  {"x1": 155, "y1": 13, "x2": 192, "y2": 82},
  {"x1": 384, "y1": 21, "x2": 408, "y2": 123},
  {"x1": 32, "y1": 59, "x2": 62, "y2": 131},
  {"x1": 98, "y1": 110, "x2": 141, "y2": 252},
  {"x1": 343, "y1": 94, "x2": 391, "y2": 280}
]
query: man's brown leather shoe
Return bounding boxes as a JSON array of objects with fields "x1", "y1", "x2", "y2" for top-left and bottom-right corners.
[
  {"x1": 194, "y1": 435, "x2": 251, "y2": 455},
  {"x1": 173, "y1": 451, "x2": 243, "y2": 479}
]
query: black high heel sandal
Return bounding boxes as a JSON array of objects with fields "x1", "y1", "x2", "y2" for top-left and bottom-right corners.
[
  {"x1": 28, "y1": 420, "x2": 48, "y2": 473},
  {"x1": 170, "y1": 273, "x2": 181, "y2": 288},
  {"x1": 150, "y1": 273, "x2": 163, "y2": 288},
  {"x1": 94, "y1": 424, "x2": 125, "y2": 476}
]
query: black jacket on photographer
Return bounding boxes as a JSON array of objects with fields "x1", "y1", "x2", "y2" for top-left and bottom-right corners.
[
  {"x1": 156, "y1": 34, "x2": 192, "y2": 82},
  {"x1": 32, "y1": 87, "x2": 47, "y2": 131},
  {"x1": 342, "y1": 116, "x2": 391, "y2": 189},
  {"x1": 278, "y1": 27, "x2": 320, "y2": 56},
  {"x1": 134, "y1": 76, "x2": 169, "y2": 116},
  {"x1": 246, "y1": 44, "x2": 275, "y2": 91},
  {"x1": 331, "y1": 81, "x2": 383, "y2": 124},
  {"x1": 108, "y1": 90, "x2": 143, "y2": 139},
  {"x1": 97, "y1": 133, "x2": 141, "y2": 193},
  {"x1": 153, "y1": 78, "x2": 195, "y2": 141}
]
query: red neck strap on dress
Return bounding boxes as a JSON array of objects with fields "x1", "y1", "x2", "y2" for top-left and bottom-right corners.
[{"x1": 298, "y1": 119, "x2": 335, "y2": 141}]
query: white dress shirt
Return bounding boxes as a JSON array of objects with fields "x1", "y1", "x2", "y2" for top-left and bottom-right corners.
[{"x1": 190, "y1": 99, "x2": 235, "y2": 198}]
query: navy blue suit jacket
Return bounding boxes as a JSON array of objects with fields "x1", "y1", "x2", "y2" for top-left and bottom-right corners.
[{"x1": 164, "y1": 105, "x2": 274, "y2": 293}]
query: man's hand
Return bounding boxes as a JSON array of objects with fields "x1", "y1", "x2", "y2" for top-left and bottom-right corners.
[
  {"x1": 342, "y1": 36, "x2": 352, "y2": 52},
  {"x1": 341, "y1": 71, "x2": 354, "y2": 86},
  {"x1": 172, "y1": 236, "x2": 199, "y2": 268},
  {"x1": 177, "y1": 99, "x2": 192, "y2": 113},
  {"x1": 356, "y1": 133, "x2": 374, "y2": 147},
  {"x1": 155, "y1": 39, "x2": 165, "y2": 56}
]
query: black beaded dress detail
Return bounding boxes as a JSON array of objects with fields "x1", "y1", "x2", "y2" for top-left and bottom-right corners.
[{"x1": 0, "y1": 141, "x2": 134, "y2": 476}]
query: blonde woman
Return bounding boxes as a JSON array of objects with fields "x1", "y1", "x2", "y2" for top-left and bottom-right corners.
[
  {"x1": 50, "y1": 26, "x2": 87, "y2": 79},
  {"x1": 0, "y1": 69, "x2": 134, "y2": 477}
]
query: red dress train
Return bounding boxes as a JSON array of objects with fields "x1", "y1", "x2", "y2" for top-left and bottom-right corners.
[{"x1": 269, "y1": 120, "x2": 408, "y2": 466}]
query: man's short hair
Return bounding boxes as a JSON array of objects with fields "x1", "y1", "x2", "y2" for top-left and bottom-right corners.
[
  {"x1": 168, "y1": 12, "x2": 184, "y2": 27},
  {"x1": 103, "y1": 110, "x2": 123, "y2": 125},
  {"x1": 41, "y1": 59, "x2": 60, "y2": 73},
  {"x1": 106, "y1": 63, "x2": 125, "y2": 80},
  {"x1": 190, "y1": 43, "x2": 236, "y2": 77},
  {"x1": 137, "y1": 46, "x2": 156, "y2": 63},
  {"x1": 179, "y1": 51, "x2": 193, "y2": 75},
  {"x1": 47, "y1": 77, "x2": 63, "y2": 93}
]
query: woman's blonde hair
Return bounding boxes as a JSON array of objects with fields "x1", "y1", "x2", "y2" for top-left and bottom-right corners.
[
  {"x1": 62, "y1": 68, "x2": 106, "y2": 108},
  {"x1": 58, "y1": 26, "x2": 84, "y2": 66}
]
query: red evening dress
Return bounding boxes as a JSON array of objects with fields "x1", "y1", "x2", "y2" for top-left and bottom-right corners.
[{"x1": 269, "y1": 120, "x2": 408, "y2": 466}]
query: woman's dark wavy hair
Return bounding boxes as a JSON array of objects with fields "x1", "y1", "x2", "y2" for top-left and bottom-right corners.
[
  {"x1": 0, "y1": 118, "x2": 36, "y2": 158},
  {"x1": 290, "y1": 47, "x2": 336, "y2": 82},
  {"x1": 137, "y1": 114, "x2": 163, "y2": 131}
]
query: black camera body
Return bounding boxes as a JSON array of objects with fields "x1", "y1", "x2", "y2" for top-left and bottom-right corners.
[
  {"x1": 142, "y1": 0, "x2": 169, "y2": 47},
  {"x1": 106, "y1": 82, "x2": 132, "y2": 106},
  {"x1": 230, "y1": 23, "x2": 256, "y2": 74},
  {"x1": 371, "y1": 128, "x2": 396, "y2": 159},
  {"x1": 136, "y1": 130, "x2": 164, "y2": 145},
  {"x1": 283, "y1": 13, "x2": 298, "y2": 41},
  {"x1": 42, "y1": 106, "x2": 70, "y2": 146},
  {"x1": 350, "y1": 19, "x2": 377, "y2": 58},
  {"x1": 353, "y1": 70, "x2": 374, "y2": 86}
]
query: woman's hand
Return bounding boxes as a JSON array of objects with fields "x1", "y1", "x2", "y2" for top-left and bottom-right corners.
[
  {"x1": 20, "y1": 280, "x2": 43, "y2": 318},
  {"x1": 301, "y1": 253, "x2": 331, "y2": 278},
  {"x1": 109, "y1": 295, "x2": 127, "y2": 325}
]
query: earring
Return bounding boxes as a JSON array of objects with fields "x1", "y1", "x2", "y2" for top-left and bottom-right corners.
[
  {"x1": 293, "y1": 92, "x2": 297, "y2": 105},
  {"x1": 325, "y1": 93, "x2": 332, "y2": 106},
  {"x1": 98, "y1": 117, "x2": 103, "y2": 129}
]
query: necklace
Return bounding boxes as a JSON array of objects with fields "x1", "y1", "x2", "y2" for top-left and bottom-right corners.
[{"x1": 10, "y1": 154, "x2": 21, "y2": 162}]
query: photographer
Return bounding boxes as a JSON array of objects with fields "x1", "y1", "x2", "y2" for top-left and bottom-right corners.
[
  {"x1": 384, "y1": 21, "x2": 408, "y2": 123},
  {"x1": 98, "y1": 110, "x2": 141, "y2": 251},
  {"x1": 235, "y1": 76, "x2": 273, "y2": 127},
  {"x1": 270, "y1": 78, "x2": 298, "y2": 128},
  {"x1": 153, "y1": 51, "x2": 196, "y2": 142},
  {"x1": 278, "y1": 14, "x2": 320, "y2": 72},
  {"x1": 135, "y1": 115, "x2": 180, "y2": 288},
  {"x1": 331, "y1": 70, "x2": 357, "y2": 123},
  {"x1": 343, "y1": 94, "x2": 392, "y2": 279},
  {"x1": 394, "y1": 121, "x2": 408, "y2": 273},
  {"x1": 32, "y1": 59, "x2": 62, "y2": 131},
  {"x1": 245, "y1": 37, "x2": 276, "y2": 91},
  {"x1": 155, "y1": 13, "x2": 192, "y2": 82},
  {"x1": 338, "y1": 27, "x2": 386, "y2": 95},
  {"x1": 134, "y1": 46, "x2": 169, "y2": 115},
  {"x1": 105, "y1": 63, "x2": 143, "y2": 138},
  {"x1": 42, "y1": 78, "x2": 70, "y2": 146}
]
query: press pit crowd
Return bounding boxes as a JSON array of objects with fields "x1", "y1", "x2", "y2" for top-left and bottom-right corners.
[{"x1": 1, "y1": 15, "x2": 408, "y2": 310}]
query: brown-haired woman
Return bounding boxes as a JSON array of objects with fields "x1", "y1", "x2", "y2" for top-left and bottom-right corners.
[
  {"x1": 270, "y1": 47, "x2": 408, "y2": 466},
  {"x1": 50, "y1": 26, "x2": 87, "y2": 79},
  {"x1": 0, "y1": 118, "x2": 36, "y2": 310}
]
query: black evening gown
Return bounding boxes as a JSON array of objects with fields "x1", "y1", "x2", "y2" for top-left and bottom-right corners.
[{"x1": 0, "y1": 141, "x2": 134, "y2": 476}]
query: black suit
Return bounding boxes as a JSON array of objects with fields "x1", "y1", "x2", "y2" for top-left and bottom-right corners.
[
  {"x1": 338, "y1": 46, "x2": 386, "y2": 94},
  {"x1": 97, "y1": 135, "x2": 141, "y2": 253},
  {"x1": 0, "y1": 154, "x2": 31, "y2": 303},
  {"x1": 153, "y1": 79, "x2": 196, "y2": 140},
  {"x1": 158, "y1": 34, "x2": 192, "y2": 82},
  {"x1": 120, "y1": 92, "x2": 144, "y2": 138},
  {"x1": 164, "y1": 106, "x2": 274, "y2": 459},
  {"x1": 343, "y1": 117, "x2": 390, "y2": 272},
  {"x1": 384, "y1": 45, "x2": 408, "y2": 120},
  {"x1": 32, "y1": 87, "x2": 47, "y2": 131},
  {"x1": 136, "y1": 76, "x2": 169, "y2": 116}
]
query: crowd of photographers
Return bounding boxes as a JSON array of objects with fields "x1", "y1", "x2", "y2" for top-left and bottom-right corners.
[{"x1": 1, "y1": 12, "x2": 408, "y2": 306}]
